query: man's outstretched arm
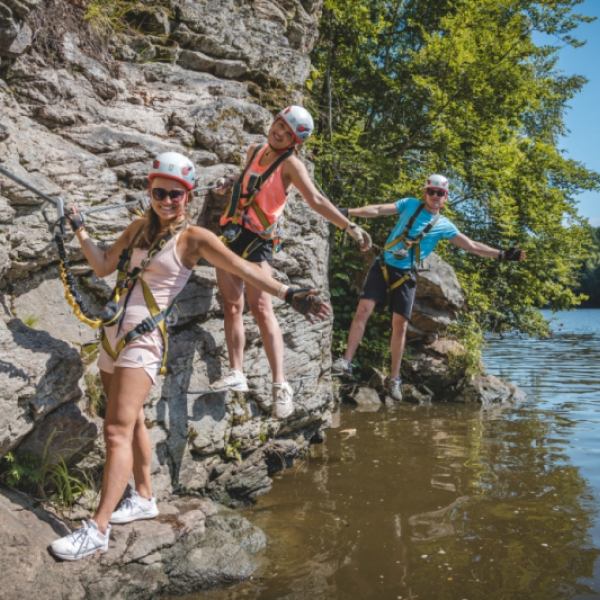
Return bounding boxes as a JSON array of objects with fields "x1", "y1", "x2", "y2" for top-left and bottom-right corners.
[
  {"x1": 347, "y1": 203, "x2": 398, "y2": 218},
  {"x1": 449, "y1": 233, "x2": 526, "y2": 261}
]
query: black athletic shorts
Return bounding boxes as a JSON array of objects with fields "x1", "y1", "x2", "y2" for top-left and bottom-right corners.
[
  {"x1": 224, "y1": 225, "x2": 274, "y2": 265},
  {"x1": 359, "y1": 260, "x2": 417, "y2": 319}
]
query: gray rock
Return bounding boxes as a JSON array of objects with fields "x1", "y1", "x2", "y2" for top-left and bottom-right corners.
[
  {"x1": 16, "y1": 402, "x2": 99, "y2": 465},
  {"x1": 178, "y1": 48, "x2": 216, "y2": 72},
  {"x1": 125, "y1": 7, "x2": 170, "y2": 36},
  {"x1": 455, "y1": 373, "x2": 525, "y2": 406},
  {"x1": 346, "y1": 385, "x2": 382, "y2": 412},
  {"x1": 2, "y1": 0, "x2": 41, "y2": 18},
  {"x1": 401, "y1": 384, "x2": 433, "y2": 405},
  {"x1": 0, "y1": 19, "x2": 31, "y2": 58},
  {"x1": 410, "y1": 253, "x2": 464, "y2": 341},
  {"x1": 0, "y1": 484, "x2": 265, "y2": 599},
  {"x1": 0, "y1": 315, "x2": 83, "y2": 459},
  {"x1": 0, "y1": 0, "x2": 329, "y2": 505}
]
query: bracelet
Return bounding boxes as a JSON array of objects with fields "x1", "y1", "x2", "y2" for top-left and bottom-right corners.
[
  {"x1": 277, "y1": 284, "x2": 289, "y2": 300},
  {"x1": 498, "y1": 249, "x2": 503, "y2": 260}
]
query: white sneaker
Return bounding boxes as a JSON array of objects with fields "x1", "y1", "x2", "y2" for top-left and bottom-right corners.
[
  {"x1": 272, "y1": 382, "x2": 294, "y2": 419},
  {"x1": 50, "y1": 520, "x2": 110, "y2": 561},
  {"x1": 384, "y1": 376, "x2": 403, "y2": 401},
  {"x1": 332, "y1": 357, "x2": 353, "y2": 377},
  {"x1": 109, "y1": 490, "x2": 159, "y2": 524},
  {"x1": 209, "y1": 369, "x2": 249, "y2": 392}
]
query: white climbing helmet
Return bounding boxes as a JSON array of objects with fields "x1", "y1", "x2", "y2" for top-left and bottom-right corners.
[
  {"x1": 148, "y1": 152, "x2": 196, "y2": 190},
  {"x1": 424, "y1": 173, "x2": 449, "y2": 192},
  {"x1": 277, "y1": 105, "x2": 314, "y2": 144}
]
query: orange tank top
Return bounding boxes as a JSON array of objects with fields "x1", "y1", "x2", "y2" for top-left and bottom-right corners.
[{"x1": 220, "y1": 145, "x2": 288, "y2": 234}]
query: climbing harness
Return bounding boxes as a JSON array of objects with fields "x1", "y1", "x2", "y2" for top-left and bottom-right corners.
[
  {"x1": 379, "y1": 203, "x2": 440, "y2": 299},
  {"x1": 98, "y1": 224, "x2": 186, "y2": 376},
  {"x1": 220, "y1": 144, "x2": 292, "y2": 259}
]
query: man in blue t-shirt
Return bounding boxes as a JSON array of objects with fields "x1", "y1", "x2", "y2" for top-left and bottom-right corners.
[{"x1": 332, "y1": 174, "x2": 526, "y2": 400}]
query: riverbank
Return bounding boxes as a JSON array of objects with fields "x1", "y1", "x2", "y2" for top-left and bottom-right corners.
[{"x1": 0, "y1": 485, "x2": 269, "y2": 599}]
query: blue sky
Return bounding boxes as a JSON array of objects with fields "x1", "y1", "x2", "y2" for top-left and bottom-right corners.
[{"x1": 547, "y1": 0, "x2": 600, "y2": 225}]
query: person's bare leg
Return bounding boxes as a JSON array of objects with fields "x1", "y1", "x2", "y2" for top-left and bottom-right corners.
[
  {"x1": 245, "y1": 261, "x2": 285, "y2": 382},
  {"x1": 343, "y1": 299, "x2": 377, "y2": 363},
  {"x1": 216, "y1": 268, "x2": 246, "y2": 372},
  {"x1": 100, "y1": 372, "x2": 152, "y2": 501},
  {"x1": 390, "y1": 312, "x2": 409, "y2": 379},
  {"x1": 131, "y1": 409, "x2": 152, "y2": 500},
  {"x1": 93, "y1": 367, "x2": 153, "y2": 533}
]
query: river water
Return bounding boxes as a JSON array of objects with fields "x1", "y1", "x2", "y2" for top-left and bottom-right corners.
[{"x1": 193, "y1": 309, "x2": 600, "y2": 600}]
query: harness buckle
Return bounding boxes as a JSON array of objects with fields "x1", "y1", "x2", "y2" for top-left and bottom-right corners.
[{"x1": 138, "y1": 319, "x2": 154, "y2": 334}]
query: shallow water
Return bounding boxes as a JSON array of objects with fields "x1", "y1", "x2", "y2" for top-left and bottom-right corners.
[{"x1": 189, "y1": 309, "x2": 600, "y2": 600}]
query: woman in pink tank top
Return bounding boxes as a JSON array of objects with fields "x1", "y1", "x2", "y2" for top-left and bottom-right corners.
[
  {"x1": 50, "y1": 152, "x2": 329, "y2": 562},
  {"x1": 213, "y1": 106, "x2": 372, "y2": 419}
]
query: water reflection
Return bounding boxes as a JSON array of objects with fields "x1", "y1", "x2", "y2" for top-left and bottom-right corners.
[{"x1": 184, "y1": 310, "x2": 600, "y2": 600}]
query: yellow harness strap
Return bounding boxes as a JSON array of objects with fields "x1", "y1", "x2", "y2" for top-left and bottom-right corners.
[
  {"x1": 380, "y1": 203, "x2": 437, "y2": 300},
  {"x1": 379, "y1": 259, "x2": 413, "y2": 306},
  {"x1": 101, "y1": 279, "x2": 171, "y2": 375},
  {"x1": 100, "y1": 225, "x2": 184, "y2": 376}
]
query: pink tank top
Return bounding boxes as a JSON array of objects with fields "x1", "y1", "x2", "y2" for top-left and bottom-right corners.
[
  {"x1": 121, "y1": 231, "x2": 192, "y2": 328},
  {"x1": 220, "y1": 144, "x2": 288, "y2": 233}
]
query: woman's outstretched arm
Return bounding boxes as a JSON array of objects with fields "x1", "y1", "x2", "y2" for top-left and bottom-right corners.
[{"x1": 182, "y1": 226, "x2": 330, "y2": 320}]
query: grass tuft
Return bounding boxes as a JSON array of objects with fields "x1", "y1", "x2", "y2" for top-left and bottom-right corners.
[{"x1": 21, "y1": 314, "x2": 40, "y2": 328}]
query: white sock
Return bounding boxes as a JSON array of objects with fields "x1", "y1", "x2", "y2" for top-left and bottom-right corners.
[{"x1": 232, "y1": 369, "x2": 244, "y2": 379}]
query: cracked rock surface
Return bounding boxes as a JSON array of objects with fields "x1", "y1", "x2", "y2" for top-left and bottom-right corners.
[
  {"x1": 0, "y1": 485, "x2": 266, "y2": 600},
  {"x1": 0, "y1": 0, "x2": 330, "y2": 506}
]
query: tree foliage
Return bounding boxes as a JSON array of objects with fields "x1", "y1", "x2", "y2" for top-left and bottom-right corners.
[
  {"x1": 574, "y1": 225, "x2": 600, "y2": 307},
  {"x1": 307, "y1": 0, "x2": 600, "y2": 372}
]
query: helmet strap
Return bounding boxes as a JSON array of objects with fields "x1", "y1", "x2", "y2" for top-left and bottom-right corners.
[{"x1": 267, "y1": 141, "x2": 295, "y2": 154}]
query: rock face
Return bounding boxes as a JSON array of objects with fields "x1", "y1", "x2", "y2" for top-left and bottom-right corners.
[
  {"x1": 0, "y1": 0, "x2": 328, "y2": 507},
  {"x1": 0, "y1": 484, "x2": 266, "y2": 600},
  {"x1": 410, "y1": 253, "x2": 464, "y2": 341},
  {"x1": 0, "y1": 310, "x2": 85, "y2": 457},
  {"x1": 405, "y1": 255, "x2": 524, "y2": 405}
]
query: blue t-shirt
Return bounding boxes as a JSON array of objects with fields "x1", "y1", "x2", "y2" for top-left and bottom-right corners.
[{"x1": 381, "y1": 198, "x2": 459, "y2": 269}]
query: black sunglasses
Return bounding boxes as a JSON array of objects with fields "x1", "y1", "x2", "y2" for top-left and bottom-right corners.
[
  {"x1": 426, "y1": 189, "x2": 447, "y2": 197},
  {"x1": 151, "y1": 188, "x2": 187, "y2": 202}
]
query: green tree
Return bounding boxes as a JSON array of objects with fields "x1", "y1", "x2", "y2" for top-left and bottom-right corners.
[
  {"x1": 574, "y1": 225, "x2": 600, "y2": 306},
  {"x1": 308, "y1": 0, "x2": 600, "y2": 374}
]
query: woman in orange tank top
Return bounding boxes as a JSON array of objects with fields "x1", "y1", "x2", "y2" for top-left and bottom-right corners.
[
  {"x1": 212, "y1": 106, "x2": 372, "y2": 419},
  {"x1": 49, "y1": 152, "x2": 329, "y2": 562}
]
